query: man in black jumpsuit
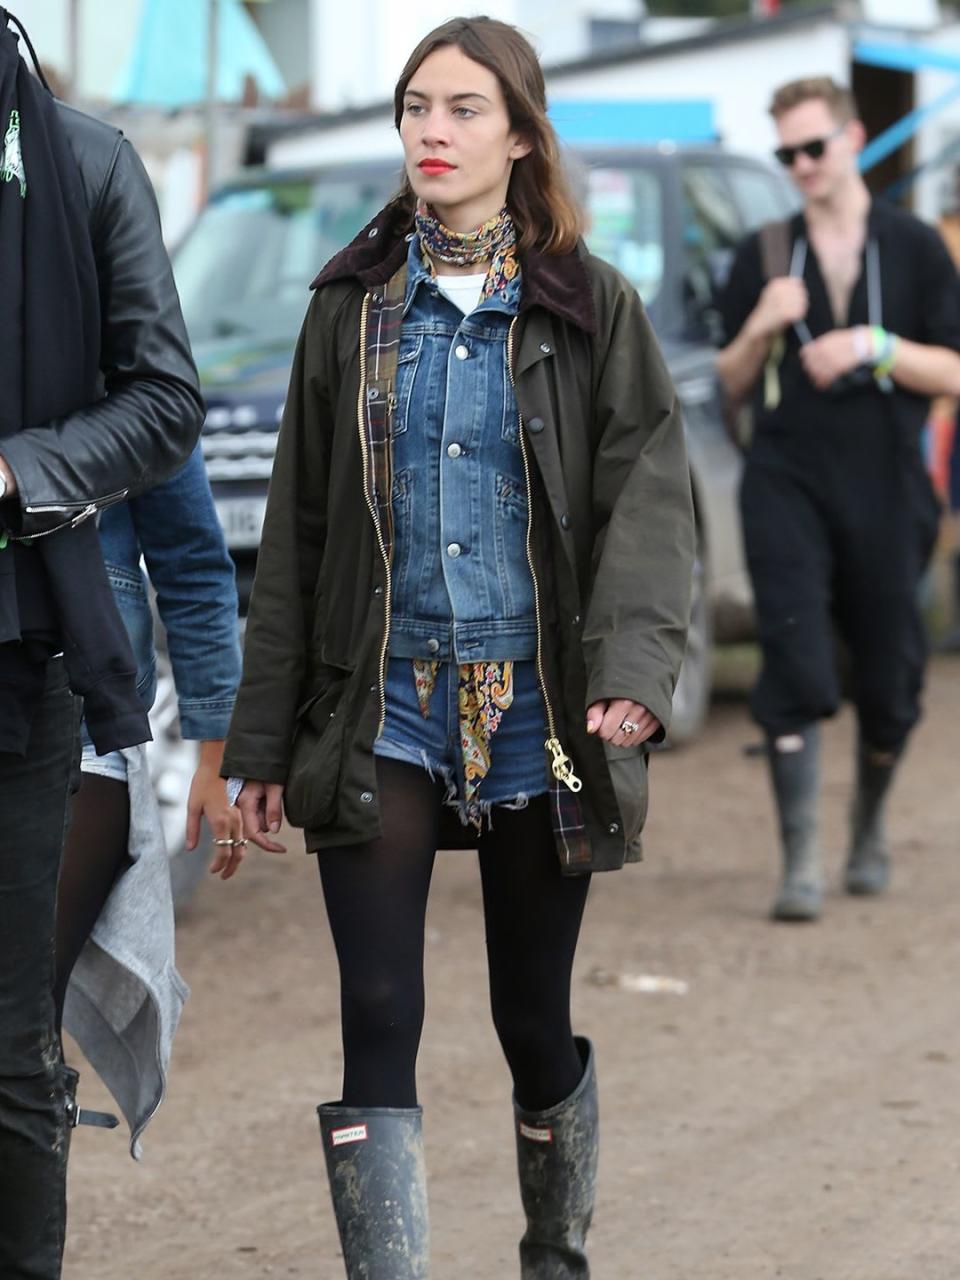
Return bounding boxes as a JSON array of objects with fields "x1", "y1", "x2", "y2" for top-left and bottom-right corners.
[{"x1": 718, "y1": 77, "x2": 960, "y2": 921}]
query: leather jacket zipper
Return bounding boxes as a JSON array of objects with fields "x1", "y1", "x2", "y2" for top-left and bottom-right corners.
[
  {"x1": 355, "y1": 293, "x2": 393, "y2": 736},
  {"x1": 506, "y1": 318, "x2": 582, "y2": 795},
  {"x1": 7, "y1": 488, "x2": 130, "y2": 543}
]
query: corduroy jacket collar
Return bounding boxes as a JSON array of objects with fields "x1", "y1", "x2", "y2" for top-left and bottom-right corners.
[{"x1": 310, "y1": 200, "x2": 597, "y2": 335}]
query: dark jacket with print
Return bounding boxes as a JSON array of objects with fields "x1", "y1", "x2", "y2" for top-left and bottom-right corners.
[{"x1": 222, "y1": 202, "x2": 695, "y2": 872}]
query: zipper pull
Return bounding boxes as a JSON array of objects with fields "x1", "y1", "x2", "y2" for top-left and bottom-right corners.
[{"x1": 545, "y1": 737, "x2": 583, "y2": 793}]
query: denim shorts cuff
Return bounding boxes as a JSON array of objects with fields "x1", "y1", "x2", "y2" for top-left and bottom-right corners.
[{"x1": 374, "y1": 736, "x2": 455, "y2": 790}]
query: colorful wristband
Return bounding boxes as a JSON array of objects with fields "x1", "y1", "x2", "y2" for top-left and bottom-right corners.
[{"x1": 874, "y1": 334, "x2": 899, "y2": 380}]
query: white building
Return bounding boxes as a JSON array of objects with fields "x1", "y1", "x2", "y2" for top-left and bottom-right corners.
[{"x1": 263, "y1": 1, "x2": 960, "y2": 225}]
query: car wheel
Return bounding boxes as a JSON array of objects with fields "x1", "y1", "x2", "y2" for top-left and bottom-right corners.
[
  {"x1": 146, "y1": 647, "x2": 209, "y2": 912},
  {"x1": 668, "y1": 544, "x2": 714, "y2": 747}
]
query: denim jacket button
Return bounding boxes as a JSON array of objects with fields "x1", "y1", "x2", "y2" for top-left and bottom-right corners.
[
  {"x1": 446, "y1": 542, "x2": 462, "y2": 558},
  {"x1": 454, "y1": 344, "x2": 469, "y2": 361},
  {"x1": 426, "y1": 637, "x2": 440, "y2": 654},
  {"x1": 527, "y1": 417, "x2": 545, "y2": 433},
  {"x1": 446, "y1": 442, "x2": 463, "y2": 458}
]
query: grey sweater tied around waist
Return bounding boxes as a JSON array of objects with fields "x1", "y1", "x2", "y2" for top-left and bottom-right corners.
[{"x1": 63, "y1": 743, "x2": 188, "y2": 1158}]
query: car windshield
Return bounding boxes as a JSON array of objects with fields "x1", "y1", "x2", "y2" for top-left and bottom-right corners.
[
  {"x1": 174, "y1": 173, "x2": 397, "y2": 347},
  {"x1": 174, "y1": 160, "x2": 664, "y2": 350}
]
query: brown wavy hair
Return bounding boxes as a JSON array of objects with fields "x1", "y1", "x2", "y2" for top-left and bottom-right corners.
[
  {"x1": 392, "y1": 16, "x2": 584, "y2": 255},
  {"x1": 769, "y1": 77, "x2": 858, "y2": 124}
]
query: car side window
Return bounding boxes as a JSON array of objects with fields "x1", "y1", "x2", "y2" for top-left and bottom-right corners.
[
  {"x1": 584, "y1": 165, "x2": 665, "y2": 307},
  {"x1": 681, "y1": 164, "x2": 743, "y2": 342},
  {"x1": 726, "y1": 164, "x2": 796, "y2": 232}
]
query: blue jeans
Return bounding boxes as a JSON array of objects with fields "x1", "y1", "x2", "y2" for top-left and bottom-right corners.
[
  {"x1": 0, "y1": 659, "x2": 80, "y2": 1279},
  {"x1": 374, "y1": 658, "x2": 549, "y2": 822}
]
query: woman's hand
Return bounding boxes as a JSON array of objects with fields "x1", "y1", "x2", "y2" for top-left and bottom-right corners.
[
  {"x1": 236, "y1": 780, "x2": 288, "y2": 854},
  {"x1": 586, "y1": 699, "x2": 661, "y2": 748},
  {"x1": 186, "y1": 740, "x2": 247, "y2": 880}
]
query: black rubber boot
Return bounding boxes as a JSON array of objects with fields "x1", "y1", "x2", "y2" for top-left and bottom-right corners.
[
  {"x1": 61, "y1": 1067, "x2": 119, "y2": 1135},
  {"x1": 767, "y1": 727, "x2": 823, "y2": 922},
  {"x1": 845, "y1": 740, "x2": 900, "y2": 896},
  {"x1": 0, "y1": 1061, "x2": 69, "y2": 1280},
  {"x1": 514, "y1": 1037, "x2": 598, "y2": 1279},
  {"x1": 317, "y1": 1103, "x2": 429, "y2": 1279}
]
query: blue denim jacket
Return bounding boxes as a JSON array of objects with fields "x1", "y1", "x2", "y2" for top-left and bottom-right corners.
[
  {"x1": 388, "y1": 235, "x2": 537, "y2": 663},
  {"x1": 96, "y1": 443, "x2": 241, "y2": 740}
]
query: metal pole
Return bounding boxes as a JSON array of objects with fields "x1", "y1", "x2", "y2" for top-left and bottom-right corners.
[{"x1": 204, "y1": 0, "x2": 220, "y2": 196}]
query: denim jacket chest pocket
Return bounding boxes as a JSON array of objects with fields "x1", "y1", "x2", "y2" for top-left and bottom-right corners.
[{"x1": 390, "y1": 334, "x2": 424, "y2": 438}]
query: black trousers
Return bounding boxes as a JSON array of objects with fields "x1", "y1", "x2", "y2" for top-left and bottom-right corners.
[
  {"x1": 740, "y1": 425, "x2": 939, "y2": 751},
  {"x1": 0, "y1": 660, "x2": 80, "y2": 1280}
]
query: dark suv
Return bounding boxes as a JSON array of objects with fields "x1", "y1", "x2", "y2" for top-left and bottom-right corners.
[{"x1": 159, "y1": 145, "x2": 793, "y2": 899}]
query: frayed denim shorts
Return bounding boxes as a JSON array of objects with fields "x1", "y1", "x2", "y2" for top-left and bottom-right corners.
[
  {"x1": 374, "y1": 657, "x2": 549, "y2": 824},
  {"x1": 79, "y1": 722, "x2": 129, "y2": 783}
]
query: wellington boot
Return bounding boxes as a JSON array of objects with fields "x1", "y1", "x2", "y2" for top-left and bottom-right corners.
[
  {"x1": 317, "y1": 1103, "x2": 429, "y2": 1279},
  {"x1": 767, "y1": 727, "x2": 823, "y2": 922},
  {"x1": 845, "y1": 740, "x2": 900, "y2": 896},
  {"x1": 514, "y1": 1038, "x2": 598, "y2": 1279}
]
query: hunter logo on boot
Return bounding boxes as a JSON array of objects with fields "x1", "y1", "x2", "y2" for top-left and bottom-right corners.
[
  {"x1": 519, "y1": 1122, "x2": 553, "y2": 1143},
  {"x1": 331, "y1": 1124, "x2": 369, "y2": 1147}
]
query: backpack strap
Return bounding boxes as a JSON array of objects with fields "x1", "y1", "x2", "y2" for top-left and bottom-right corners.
[{"x1": 758, "y1": 218, "x2": 793, "y2": 281}]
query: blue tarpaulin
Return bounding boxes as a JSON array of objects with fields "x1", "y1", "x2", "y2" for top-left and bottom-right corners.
[
  {"x1": 854, "y1": 39, "x2": 960, "y2": 174},
  {"x1": 549, "y1": 99, "x2": 716, "y2": 146},
  {"x1": 115, "y1": 0, "x2": 285, "y2": 106}
]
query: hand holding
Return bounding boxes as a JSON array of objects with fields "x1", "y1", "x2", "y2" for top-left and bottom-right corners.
[
  {"x1": 236, "y1": 780, "x2": 287, "y2": 854},
  {"x1": 747, "y1": 277, "x2": 809, "y2": 340},
  {"x1": 0, "y1": 455, "x2": 16, "y2": 498},
  {"x1": 586, "y1": 699, "x2": 661, "y2": 748},
  {"x1": 799, "y1": 329, "x2": 862, "y2": 390}
]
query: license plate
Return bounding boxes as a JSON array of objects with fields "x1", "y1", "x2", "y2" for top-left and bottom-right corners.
[{"x1": 215, "y1": 497, "x2": 267, "y2": 549}]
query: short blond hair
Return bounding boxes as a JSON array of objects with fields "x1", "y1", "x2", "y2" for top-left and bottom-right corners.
[{"x1": 769, "y1": 77, "x2": 858, "y2": 124}]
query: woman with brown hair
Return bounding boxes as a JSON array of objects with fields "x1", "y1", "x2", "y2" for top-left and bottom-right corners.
[{"x1": 224, "y1": 16, "x2": 693, "y2": 1277}]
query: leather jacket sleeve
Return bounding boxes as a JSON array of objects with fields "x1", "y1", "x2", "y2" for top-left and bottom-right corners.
[{"x1": 1, "y1": 135, "x2": 204, "y2": 537}]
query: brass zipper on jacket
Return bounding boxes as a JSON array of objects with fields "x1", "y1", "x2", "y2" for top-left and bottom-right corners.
[
  {"x1": 356, "y1": 292, "x2": 392, "y2": 735},
  {"x1": 506, "y1": 318, "x2": 582, "y2": 794}
]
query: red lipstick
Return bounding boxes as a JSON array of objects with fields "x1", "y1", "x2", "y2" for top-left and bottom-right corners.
[{"x1": 418, "y1": 158, "x2": 455, "y2": 176}]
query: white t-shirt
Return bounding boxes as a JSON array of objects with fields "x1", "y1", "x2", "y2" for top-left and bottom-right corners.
[{"x1": 435, "y1": 272, "x2": 487, "y2": 315}]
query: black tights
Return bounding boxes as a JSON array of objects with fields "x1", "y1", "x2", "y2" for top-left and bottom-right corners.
[
  {"x1": 53, "y1": 773, "x2": 131, "y2": 1031},
  {"x1": 317, "y1": 758, "x2": 590, "y2": 1113}
]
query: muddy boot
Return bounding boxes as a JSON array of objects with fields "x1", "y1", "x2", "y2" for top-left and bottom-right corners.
[
  {"x1": 317, "y1": 1103, "x2": 429, "y2": 1279},
  {"x1": 514, "y1": 1037, "x2": 598, "y2": 1279},
  {"x1": 845, "y1": 741, "x2": 900, "y2": 896},
  {"x1": 767, "y1": 727, "x2": 823, "y2": 922}
]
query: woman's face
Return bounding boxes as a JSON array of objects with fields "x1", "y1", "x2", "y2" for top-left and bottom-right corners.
[{"x1": 399, "y1": 44, "x2": 531, "y2": 234}]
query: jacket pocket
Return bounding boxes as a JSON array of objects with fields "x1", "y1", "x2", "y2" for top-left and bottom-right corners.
[
  {"x1": 283, "y1": 678, "x2": 348, "y2": 830},
  {"x1": 604, "y1": 743, "x2": 649, "y2": 844}
]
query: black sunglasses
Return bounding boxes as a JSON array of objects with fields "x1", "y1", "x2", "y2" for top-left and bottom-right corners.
[{"x1": 774, "y1": 125, "x2": 844, "y2": 168}]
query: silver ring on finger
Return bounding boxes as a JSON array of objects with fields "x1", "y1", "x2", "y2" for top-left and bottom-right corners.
[
  {"x1": 619, "y1": 719, "x2": 641, "y2": 735},
  {"x1": 213, "y1": 837, "x2": 248, "y2": 847}
]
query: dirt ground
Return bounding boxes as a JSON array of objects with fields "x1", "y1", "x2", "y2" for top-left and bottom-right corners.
[{"x1": 64, "y1": 654, "x2": 960, "y2": 1280}]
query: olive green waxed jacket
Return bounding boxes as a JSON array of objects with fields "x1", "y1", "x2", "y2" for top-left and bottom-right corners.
[{"x1": 222, "y1": 203, "x2": 695, "y2": 872}]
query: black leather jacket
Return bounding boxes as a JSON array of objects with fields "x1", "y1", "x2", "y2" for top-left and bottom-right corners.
[{"x1": 1, "y1": 103, "x2": 203, "y2": 537}]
